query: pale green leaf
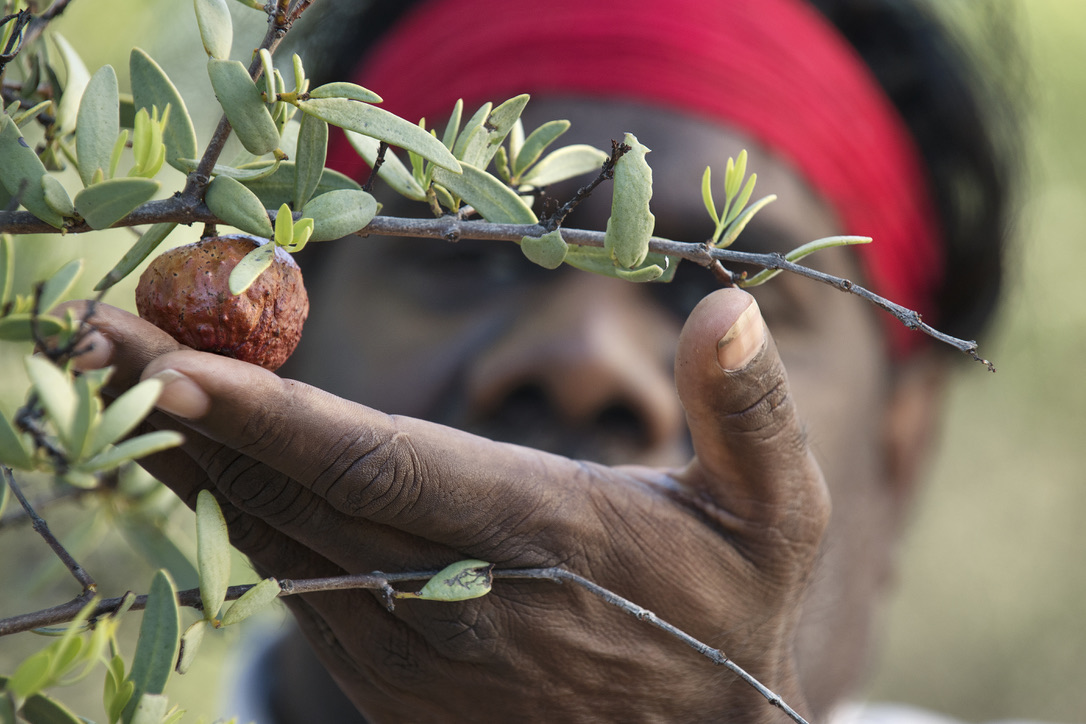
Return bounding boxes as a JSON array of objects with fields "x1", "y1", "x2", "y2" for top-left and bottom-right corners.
[
  {"x1": 0, "y1": 313, "x2": 67, "y2": 342},
  {"x1": 25, "y1": 356, "x2": 76, "y2": 446},
  {"x1": 196, "y1": 490, "x2": 231, "y2": 622},
  {"x1": 409, "y1": 560, "x2": 492, "y2": 602},
  {"x1": 301, "y1": 189, "x2": 378, "y2": 242},
  {"x1": 518, "y1": 144, "x2": 608, "y2": 189},
  {"x1": 173, "y1": 157, "x2": 282, "y2": 183},
  {"x1": 80, "y1": 430, "x2": 184, "y2": 472},
  {"x1": 85, "y1": 377, "x2": 164, "y2": 458},
  {"x1": 0, "y1": 234, "x2": 12, "y2": 308},
  {"x1": 8, "y1": 649, "x2": 53, "y2": 699},
  {"x1": 123, "y1": 571, "x2": 179, "y2": 723},
  {"x1": 604, "y1": 133, "x2": 654, "y2": 269},
  {"x1": 459, "y1": 94, "x2": 528, "y2": 170},
  {"x1": 227, "y1": 242, "x2": 275, "y2": 294},
  {"x1": 130, "y1": 693, "x2": 169, "y2": 724},
  {"x1": 175, "y1": 620, "x2": 207, "y2": 675},
  {"x1": 0, "y1": 409, "x2": 34, "y2": 469},
  {"x1": 740, "y1": 235, "x2": 872, "y2": 287},
  {"x1": 701, "y1": 166, "x2": 718, "y2": 225},
  {"x1": 0, "y1": 115, "x2": 65, "y2": 228},
  {"x1": 41, "y1": 175, "x2": 75, "y2": 218},
  {"x1": 512, "y1": 119, "x2": 570, "y2": 179},
  {"x1": 205, "y1": 175, "x2": 274, "y2": 238},
  {"x1": 715, "y1": 194, "x2": 777, "y2": 249},
  {"x1": 307, "y1": 81, "x2": 382, "y2": 103},
  {"x1": 507, "y1": 117, "x2": 525, "y2": 164},
  {"x1": 344, "y1": 130, "x2": 425, "y2": 201},
  {"x1": 220, "y1": 577, "x2": 281, "y2": 626},
  {"x1": 451, "y1": 101, "x2": 490, "y2": 161},
  {"x1": 520, "y1": 229, "x2": 568, "y2": 270},
  {"x1": 74, "y1": 178, "x2": 159, "y2": 230},
  {"x1": 293, "y1": 111, "x2": 328, "y2": 209},
  {"x1": 95, "y1": 223, "x2": 179, "y2": 291},
  {"x1": 68, "y1": 373, "x2": 101, "y2": 460},
  {"x1": 19, "y1": 691, "x2": 84, "y2": 724},
  {"x1": 194, "y1": 0, "x2": 233, "y2": 59},
  {"x1": 52, "y1": 34, "x2": 91, "y2": 136},
  {"x1": 130, "y1": 49, "x2": 198, "y2": 171},
  {"x1": 298, "y1": 97, "x2": 461, "y2": 173},
  {"x1": 432, "y1": 162, "x2": 537, "y2": 224},
  {"x1": 77, "y1": 65, "x2": 120, "y2": 187},
  {"x1": 207, "y1": 59, "x2": 280, "y2": 156},
  {"x1": 37, "y1": 259, "x2": 82, "y2": 313},
  {"x1": 440, "y1": 98, "x2": 463, "y2": 151}
]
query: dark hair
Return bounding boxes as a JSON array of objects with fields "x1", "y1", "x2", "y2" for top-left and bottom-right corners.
[{"x1": 296, "y1": 0, "x2": 1023, "y2": 343}]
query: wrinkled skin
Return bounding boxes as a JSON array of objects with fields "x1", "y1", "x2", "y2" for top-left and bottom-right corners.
[{"x1": 71, "y1": 101, "x2": 947, "y2": 723}]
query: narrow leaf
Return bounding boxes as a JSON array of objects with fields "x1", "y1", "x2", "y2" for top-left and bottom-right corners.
[
  {"x1": 74, "y1": 178, "x2": 159, "y2": 230},
  {"x1": 308, "y1": 82, "x2": 382, "y2": 103},
  {"x1": 715, "y1": 194, "x2": 777, "y2": 249},
  {"x1": 123, "y1": 571, "x2": 179, "y2": 724},
  {"x1": 227, "y1": 242, "x2": 275, "y2": 294},
  {"x1": 80, "y1": 430, "x2": 184, "y2": 472},
  {"x1": 205, "y1": 175, "x2": 274, "y2": 238},
  {"x1": 344, "y1": 131, "x2": 425, "y2": 200},
  {"x1": 0, "y1": 314, "x2": 67, "y2": 342},
  {"x1": 95, "y1": 222, "x2": 179, "y2": 291},
  {"x1": 512, "y1": 119, "x2": 570, "y2": 179},
  {"x1": 604, "y1": 133, "x2": 655, "y2": 269},
  {"x1": 301, "y1": 189, "x2": 378, "y2": 242},
  {"x1": 25, "y1": 356, "x2": 76, "y2": 446},
  {"x1": 196, "y1": 490, "x2": 231, "y2": 622},
  {"x1": 194, "y1": 0, "x2": 233, "y2": 59},
  {"x1": 52, "y1": 34, "x2": 91, "y2": 136},
  {"x1": 0, "y1": 409, "x2": 34, "y2": 469},
  {"x1": 701, "y1": 166, "x2": 718, "y2": 225},
  {"x1": 298, "y1": 97, "x2": 461, "y2": 173},
  {"x1": 77, "y1": 66, "x2": 120, "y2": 187},
  {"x1": 175, "y1": 620, "x2": 207, "y2": 675},
  {"x1": 37, "y1": 259, "x2": 83, "y2": 313},
  {"x1": 293, "y1": 111, "x2": 328, "y2": 209},
  {"x1": 440, "y1": 98, "x2": 463, "y2": 151},
  {"x1": 459, "y1": 94, "x2": 528, "y2": 169},
  {"x1": 740, "y1": 235, "x2": 872, "y2": 287},
  {"x1": 41, "y1": 175, "x2": 75, "y2": 218},
  {"x1": 0, "y1": 115, "x2": 65, "y2": 228},
  {"x1": 131, "y1": 49, "x2": 198, "y2": 171},
  {"x1": 207, "y1": 58, "x2": 280, "y2": 156},
  {"x1": 220, "y1": 577, "x2": 281, "y2": 626},
  {"x1": 431, "y1": 162, "x2": 537, "y2": 224},
  {"x1": 518, "y1": 144, "x2": 608, "y2": 188},
  {"x1": 0, "y1": 234, "x2": 12, "y2": 307},
  {"x1": 85, "y1": 377, "x2": 164, "y2": 457}
]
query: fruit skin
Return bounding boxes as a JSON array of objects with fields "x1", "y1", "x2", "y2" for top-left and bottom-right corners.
[{"x1": 135, "y1": 235, "x2": 308, "y2": 371}]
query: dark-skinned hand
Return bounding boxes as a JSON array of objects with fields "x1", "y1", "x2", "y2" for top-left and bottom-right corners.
[{"x1": 66, "y1": 288, "x2": 829, "y2": 724}]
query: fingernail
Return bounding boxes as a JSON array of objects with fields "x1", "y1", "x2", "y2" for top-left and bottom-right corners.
[
  {"x1": 151, "y1": 369, "x2": 211, "y2": 419},
  {"x1": 717, "y1": 299, "x2": 766, "y2": 371},
  {"x1": 70, "y1": 330, "x2": 112, "y2": 371}
]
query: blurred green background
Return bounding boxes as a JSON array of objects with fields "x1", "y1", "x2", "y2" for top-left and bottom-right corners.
[{"x1": 1, "y1": 1, "x2": 1084, "y2": 722}]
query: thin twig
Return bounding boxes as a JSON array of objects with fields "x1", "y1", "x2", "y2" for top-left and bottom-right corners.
[
  {"x1": 363, "y1": 141, "x2": 388, "y2": 193},
  {"x1": 540, "y1": 139, "x2": 629, "y2": 230},
  {"x1": 2, "y1": 465, "x2": 96, "y2": 594}
]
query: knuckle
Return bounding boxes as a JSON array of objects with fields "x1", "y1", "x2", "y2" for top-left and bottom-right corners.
[{"x1": 320, "y1": 428, "x2": 426, "y2": 522}]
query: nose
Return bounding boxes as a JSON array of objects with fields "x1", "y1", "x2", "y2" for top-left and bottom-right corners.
[{"x1": 465, "y1": 272, "x2": 685, "y2": 461}]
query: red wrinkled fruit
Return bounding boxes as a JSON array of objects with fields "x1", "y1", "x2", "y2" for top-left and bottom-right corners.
[{"x1": 135, "y1": 235, "x2": 309, "y2": 371}]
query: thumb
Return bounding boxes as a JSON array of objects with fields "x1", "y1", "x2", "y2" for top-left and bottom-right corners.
[{"x1": 674, "y1": 288, "x2": 828, "y2": 540}]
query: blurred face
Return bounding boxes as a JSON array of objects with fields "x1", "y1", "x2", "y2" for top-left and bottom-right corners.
[{"x1": 288, "y1": 99, "x2": 932, "y2": 709}]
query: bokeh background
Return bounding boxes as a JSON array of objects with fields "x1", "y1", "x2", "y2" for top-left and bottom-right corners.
[{"x1": 1, "y1": 1, "x2": 1083, "y2": 721}]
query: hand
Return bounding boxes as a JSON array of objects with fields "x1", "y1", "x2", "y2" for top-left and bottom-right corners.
[{"x1": 70, "y1": 288, "x2": 829, "y2": 723}]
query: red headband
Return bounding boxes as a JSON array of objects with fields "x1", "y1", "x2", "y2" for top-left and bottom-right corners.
[{"x1": 329, "y1": 0, "x2": 942, "y2": 354}]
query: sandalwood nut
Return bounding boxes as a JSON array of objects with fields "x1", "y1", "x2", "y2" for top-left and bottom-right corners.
[{"x1": 135, "y1": 234, "x2": 308, "y2": 371}]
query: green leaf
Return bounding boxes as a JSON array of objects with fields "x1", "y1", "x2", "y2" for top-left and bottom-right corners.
[
  {"x1": 721, "y1": 173, "x2": 757, "y2": 229},
  {"x1": 80, "y1": 430, "x2": 184, "y2": 472},
  {"x1": 459, "y1": 94, "x2": 529, "y2": 170},
  {"x1": 740, "y1": 235, "x2": 872, "y2": 287},
  {"x1": 207, "y1": 59, "x2": 280, "y2": 156},
  {"x1": 701, "y1": 166, "x2": 718, "y2": 225},
  {"x1": 220, "y1": 577, "x2": 281, "y2": 626},
  {"x1": 451, "y1": 101, "x2": 491, "y2": 161},
  {"x1": 194, "y1": 0, "x2": 233, "y2": 59},
  {"x1": 8, "y1": 649, "x2": 53, "y2": 699},
  {"x1": 227, "y1": 241, "x2": 275, "y2": 295},
  {"x1": 130, "y1": 49, "x2": 198, "y2": 171},
  {"x1": 307, "y1": 81, "x2": 382, "y2": 103},
  {"x1": 19, "y1": 691, "x2": 84, "y2": 724},
  {"x1": 715, "y1": 194, "x2": 777, "y2": 249},
  {"x1": 84, "y1": 377, "x2": 164, "y2": 458},
  {"x1": 273, "y1": 203, "x2": 294, "y2": 248},
  {"x1": 74, "y1": 177, "x2": 158, "y2": 230},
  {"x1": 297, "y1": 97, "x2": 461, "y2": 173},
  {"x1": 0, "y1": 409, "x2": 34, "y2": 469},
  {"x1": 301, "y1": 189, "x2": 378, "y2": 242},
  {"x1": 440, "y1": 98, "x2": 463, "y2": 151},
  {"x1": 431, "y1": 162, "x2": 537, "y2": 224},
  {"x1": 68, "y1": 371, "x2": 102, "y2": 460},
  {"x1": 175, "y1": 620, "x2": 207, "y2": 675},
  {"x1": 403, "y1": 560, "x2": 493, "y2": 602},
  {"x1": 95, "y1": 222, "x2": 179, "y2": 291},
  {"x1": 512, "y1": 119, "x2": 570, "y2": 179},
  {"x1": 0, "y1": 234, "x2": 12, "y2": 308},
  {"x1": 344, "y1": 131, "x2": 425, "y2": 201},
  {"x1": 604, "y1": 133, "x2": 655, "y2": 269},
  {"x1": 36, "y1": 258, "x2": 82, "y2": 314},
  {"x1": 563, "y1": 245, "x2": 670, "y2": 283},
  {"x1": 25, "y1": 356, "x2": 77, "y2": 447},
  {"x1": 51, "y1": 34, "x2": 91, "y2": 136},
  {"x1": 174, "y1": 157, "x2": 283, "y2": 183},
  {"x1": 0, "y1": 313, "x2": 67, "y2": 342},
  {"x1": 41, "y1": 175, "x2": 75, "y2": 218},
  {"x1": 116, "y1": 514, "x2": 199, "y2": 590},
  {"x1": 129, "y1": 693, "x2": 169, "y2": 724},
  {"x1": 520, "y1": 229, "x2": 568, "y2": 270},
  {"x1": 123, "y1": 571, "x2": 179, "y2": 724},
  {"x1": 0, "y1": 115, "x2": 65, "y2": 228},
  {"x1": 196, "y1": 489, "x2": 231, "y2": 622},
  {"x1": 293, "y1": 111, "x2": 328, "y2": 209},
  {"x1": 518, "y1": 144, "x2": 608, "y2": 189},
  {"x1": 507, "y1": 117, "x2": 525, "y2": 164},
  {"x1": 205, "y1": 175, "x2": 274, "y2": 238},
  {"x1": 77, "y1": 65, "x2": 120, "y2": 187},
  {"x1": 241, "y1": 162, "x2": 360, "y2": 209}
]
